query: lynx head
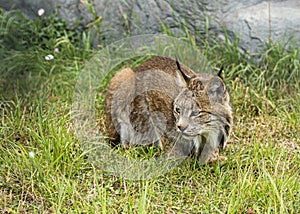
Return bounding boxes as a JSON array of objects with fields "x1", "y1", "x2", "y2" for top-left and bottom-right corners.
[{"x1": 173, "y1": 60, "x2": 232, "y2": 149}]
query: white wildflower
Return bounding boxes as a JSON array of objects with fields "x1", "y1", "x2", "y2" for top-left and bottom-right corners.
[
  {"x1": 80, "y1": 0, "x2": 89, "y2": 4},
  {"x1": 54, "y1": 48, "x2": 59, "y2": 53},
  {"x1": 38, "y1": 8, "x2": 45, "y2": 16},
  {"x1": 29, "y1": 151, "x2": 35, "y2": 158},
  {"x1": 45, "y1": 54, "x2": 54, "y2": 61}
]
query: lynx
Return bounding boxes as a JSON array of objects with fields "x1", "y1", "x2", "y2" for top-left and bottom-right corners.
[{"x1": 105, "y1": 56, "x2": 233, "y2": 163}]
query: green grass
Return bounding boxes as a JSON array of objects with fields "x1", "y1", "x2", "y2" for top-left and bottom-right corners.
[{"x1": 0, "y1": 8, "x2": 300, "y2": 214}]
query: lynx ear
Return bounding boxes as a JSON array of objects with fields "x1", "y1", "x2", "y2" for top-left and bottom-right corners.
[
  {"x1": 175, "y1": 59, "x2": 193, "y2": 87},
  {"x1": 217, "y1": 66, "x2": 224, "y2": 78},
  {"x1": 205, "y1": 77, "x2": 226, "y2": 103}
]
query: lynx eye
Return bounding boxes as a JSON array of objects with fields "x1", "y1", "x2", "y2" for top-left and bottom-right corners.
[
  {"x1": 174, "y1": 107, "x2": 181, "y2": 114},
  {"x1": 190, "y1": 110, "x2": 202, "y2": 117}
]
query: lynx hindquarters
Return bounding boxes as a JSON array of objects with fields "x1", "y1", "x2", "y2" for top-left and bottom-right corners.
[{"x1": 105, "y1": 56, "x2": 233, "y2": 164}]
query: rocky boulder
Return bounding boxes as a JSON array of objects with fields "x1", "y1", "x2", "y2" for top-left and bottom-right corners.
[{"x1": 1, "y1": 0, "x2": 300, "y2": 54}]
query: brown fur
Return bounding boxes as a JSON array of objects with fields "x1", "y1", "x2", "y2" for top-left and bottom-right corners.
[{"x1": 105, "y1": 56, "x2": 233, "y2": 163}]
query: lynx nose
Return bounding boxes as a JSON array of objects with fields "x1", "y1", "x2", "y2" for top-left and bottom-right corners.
[{"x1": 177, "y1": 123, "x2": 188, "y2": 132}]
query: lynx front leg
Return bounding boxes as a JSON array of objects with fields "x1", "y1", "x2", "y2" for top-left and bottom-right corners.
[
  {"x1": 166, "y1": 136, "x2": 194, "y2": 160},
  {"x1": 197, "y1": 130, "x2": 223, "y2": 164},
  {"x1": 119, "y1": 120, "x2": 163, "y2": 147},
  {"x1": 119, "y1": 122, "x2": 133, "y2": 147}
]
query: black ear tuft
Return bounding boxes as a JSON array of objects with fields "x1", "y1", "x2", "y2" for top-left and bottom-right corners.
[
  {"x1": 176, "y1": 58, "x2": 191, "y2": 85},
  {"x1": 175, "y1": 58, "x2": 181, "y2": 70},
  {"x1": 217, "y1": 66, "x2": 224, "y2": 78}
]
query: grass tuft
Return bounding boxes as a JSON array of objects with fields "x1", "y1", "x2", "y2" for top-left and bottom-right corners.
[{"x1": 0, "y1": 7, "x2": 299, "y2": 213}]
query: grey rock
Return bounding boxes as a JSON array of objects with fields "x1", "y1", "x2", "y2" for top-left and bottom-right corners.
[
  {"x1": 1, "y1": 0, "x2": 300, "y2": 54},
  {"x1": 221, "y1": 0, "x2": 300, "y2": 54}
]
